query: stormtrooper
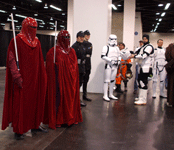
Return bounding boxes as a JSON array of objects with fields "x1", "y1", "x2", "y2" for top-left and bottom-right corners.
[
  {"x1": 101, "y1": 34, "x2": 131, "y2": 101},
  {"x1": 152, "y1": 39, "x2": 167, "y2": 98},
  {"x1": 133, "y1": 34, "x2": 154, "y2": 105}
]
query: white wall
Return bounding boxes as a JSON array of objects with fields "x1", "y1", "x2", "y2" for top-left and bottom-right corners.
[
  {"x1": 144, "y1": 32, "x2": 174, "y2": 48},
  {"x1": 68, "y1": 0, "x2": 112, "y2": 93}
]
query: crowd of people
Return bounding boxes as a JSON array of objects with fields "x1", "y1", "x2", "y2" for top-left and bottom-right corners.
[{"x1": 1, "y1": 17, "x2": 174, "y2": 141}]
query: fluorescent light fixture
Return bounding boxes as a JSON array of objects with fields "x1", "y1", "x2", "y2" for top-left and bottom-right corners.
[
  {"x1": 1, "y1": 23, "x2": 5, "y2": 25},
  {"x1": 164, "y1": 3, "x2": 171, "y2": 10},
  {"x1": 35, "y1": 0, "x2": 42, "y2": 2},
  {"x1": 39, "y1": 25, "x2": 44, "y2": 28},
  {"x1": 35, "y1": 18, "x2": 44, "y2": 22},
  {"x1": 111, "y1": 4, "x2": 117, "y2": 10},
  {"x1": 62, "y1": 13, "x2": 65, "y2": 15},
  {"x1": 156, "y1": 18, "x2": 158, "y2": 20},
  {"x1": 44, "y1": 3, "x2": 48, "y2": 9},
  {"x1": 117, "y1": 4, "x2": 122, "y2": 7},
  {"x1": 158, "y1": 18, "x2": 162, "y2": 22},
  {"x1": 161, "y1": 12, "x2": 166, "y2": 17},
  {"x1": 60, "y1": 25, "x2": 64, "y2": 27},
  {"x1": 150, "y1": 30, "x2": 153, "y2": 32},
  {"x1": 49, "y1": 22, "x2": 54, "y2": 25},
  {"x1": 12, "y1": 6, "x2": 16, "y2": 10},
  {"x1": 0, "y1": 10, "x2": 7, "y2": 13},
  {"x1": 50, "y1": 17, "x2": 53, "y2": 20},
  {"x1": 50, "y1": 27, "x2": 54, "y2": 29},
  {"x1": 7, "y1": 18, "x2": 18, "y2": 22},
  {"x1": 15, "y1": 14, "x2": 27, "y2": 18},
  {"x1": 157, "y1": 23, "x2": 160, "y2": 25},
  {"x1": 158, "y1": 4, "x2": 163, "y2": 7},
  {"x1": 154, "y1": 29, "x2": 157, "y2": 32},
  {"x1": 156, "y1": 13, "x2": 160, "y2": 15},
  {"x1": 50, "y1": 5, "x2": 62, "y2": 11},
  {"x1": 34, "y1": 14, "x2": 38, "y2": 16},
  {"x1": 16, "y1": 26, "x2": 21, "y2": 28}
]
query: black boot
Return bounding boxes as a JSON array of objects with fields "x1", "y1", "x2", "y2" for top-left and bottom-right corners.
[
  {"x1": 124, "y1": 80, "x2": 128, "y2": 92},
  {"x1": 83, "y1": 94, "x2": 92, "y2": 101},
  {"x1": 115, "y1": 84, "x2": 124, "y2": 93},
  {"x1": 14, "y1": 133, "x2": 24, "y2": 140},
  {"x1": 80, "y1": 100, "x2": 87, "y2": 107}
]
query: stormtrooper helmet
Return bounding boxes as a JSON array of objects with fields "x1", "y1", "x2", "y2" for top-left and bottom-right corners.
[{"x1": 108, "y1": 34, "x2": 117, "y2": 46}]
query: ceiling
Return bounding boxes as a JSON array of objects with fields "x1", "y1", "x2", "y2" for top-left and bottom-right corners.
[{"x1": 0, "y1": 0, "x2": 173, "y2": 33}]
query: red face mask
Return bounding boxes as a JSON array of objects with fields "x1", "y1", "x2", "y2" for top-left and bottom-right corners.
[
  {"x1": 57, "y1": 30, "x2": 70, "y2": 52},
  {"x1": 18, "y1": 17, "x2": 38, "y2": 48}
]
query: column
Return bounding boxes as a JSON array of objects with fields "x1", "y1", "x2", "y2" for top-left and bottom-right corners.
[{"x1": 123, "y1": 0, "x2": 136, "y2": 51}]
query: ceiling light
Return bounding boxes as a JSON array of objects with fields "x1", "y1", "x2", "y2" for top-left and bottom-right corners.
[
  {"x1": 158, "y1": 4, "x2": 163, "y2": 7},
  {"x1": 34, "y1": 14, "x2": 38, "y2": 16},
  {"x1": 111, "y1": 4, "x2": 117, "y2": 10},
  {"x1": 62, "y1": 13, "x2": 65, "y2": 15},
  {"x1": 35, "y1": 18, "x2": 44, "y2": 22},
  {"x1": 50, "y1": 5, "x2": 62, "y2": 11},
  {"x1": 60, "y1": 25, "x2": 64, "y2": 27},
  {"x1": 156, "y1": 13, "x2": 160, "y2": 15},
  {"x1": 117, "y1": 4, "x2": 122, "y2": 7},
  {"x1": 0, "y1": 10, "x2": 7, "y2": 13},
  {"x1": 161, "y1": 12, "x2": 166, "y2": 17},
  {"x1": 7, "y1": 18, "x2": 18, "y2": 22},
  {"x1": 12, "y1": 6, "x2": 16, "y2": 10},
  {"x1": 158, "y1": 18, "x2": 162, "y2": 22},
  {"x1": 172, "y1": 29, "x2": 174, "y2": 31},
  {"x1": 35, "y1": 0, "x2": 42, "y2": 2},
  {"x1": 164, "y1": 3, "x2": 171, "y2": 10},
  {"x1": 157, "y1": 23, "x2": 160, "y2": 25},
  {"x1": 1, "y1": 23, "x2": 5, "y2": 25},
  {"x1": 152, "y1": 24, "x2": 154, "y2": 26},
  {"x1": 50, "y1": 27, "x2": 54, "y2": 30},
  {"x1": 156, "y1": 18, "x2": 158, "y2": 20},
  {"x1": 39, "y1": 25, "x2": 44, "y2": 28},
  {"x1": 44, "y1": 3, "x2": 48, "y2": 9},
  {"x1": 15, "y1": 14, "x2": 27, "y2": 18},
  {"x1": 150, "y1": 30, "x2": 153, "y2": 32},
  {"x1": 49, "y1": 22, "x2": 54, "y2": 25},
  {"x1": 50, "y1": 17, "x2": 53, "y2": 20},
  {"x1": 154, "y1": 29, "x2": 157, "y2": 32}
]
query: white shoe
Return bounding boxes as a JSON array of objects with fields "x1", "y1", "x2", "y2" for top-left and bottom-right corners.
[
  {"x1": 109, "y1": 94, "x2": 118, "y2": 100},
  {"x1": 134, "y1": 89, "x2": 147, "y2": 105},
  {"x1": 135, "y1": 97, "x2": 139, "y2": 101},
  {"x1": 134, "y1": 99, "x2": 146, "y2": 105},
  {"x1": 103, "y1": 96, "x2": 110, "y2": 102}
]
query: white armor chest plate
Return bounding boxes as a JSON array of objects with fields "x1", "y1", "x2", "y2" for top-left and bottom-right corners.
[
  {"x1": 139, "y1": 45, "x2": 152, "y2": 67},
  {"x1": 154, "y1": 48, "x2": 166, "y2": 66},
  {"x1": 107, "y1": 46, "x2": 120, "y2": 61}
]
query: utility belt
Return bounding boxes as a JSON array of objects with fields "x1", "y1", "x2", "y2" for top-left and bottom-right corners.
[
  {"x1": 78, "y1": 59, "x2": 85, "y2": 65},
  {"x1": 86, "y1": 54, "x2": 91, "y2": 58}
]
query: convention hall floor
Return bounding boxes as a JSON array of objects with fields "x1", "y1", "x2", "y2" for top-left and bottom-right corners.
[{"x1": 0, "y1": 68, "x2": 174, "y2": 150}]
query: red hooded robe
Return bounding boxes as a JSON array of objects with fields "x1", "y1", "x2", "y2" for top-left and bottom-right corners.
[
  {"x1": 1, "y1": 18, "x2": 47, "y2": 134},
  {"x1": 43, "y1": 44, "x2": 83, "y2": 129}
]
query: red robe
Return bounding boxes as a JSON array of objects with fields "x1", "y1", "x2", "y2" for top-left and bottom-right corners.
[
  {"x1": 43, "y1": 46, "x2": 83, "y2": 129},
  {"x1": 2, "y1": 36, "x2": 47, "y2": 134}
]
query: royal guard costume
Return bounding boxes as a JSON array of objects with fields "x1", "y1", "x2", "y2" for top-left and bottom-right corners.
[
  {"x1": 1, "y1": 17, "x2": 47, "y2": 139},
  {"x1": 43, "y1": 30, "x2": 82, "y2": 129}
]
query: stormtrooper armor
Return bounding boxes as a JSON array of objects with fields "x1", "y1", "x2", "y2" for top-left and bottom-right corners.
[
  {"x1": 134, "y1": 34, "x2": 154, "y2": 105},
  {"x1": 101, "y1": 34, "x2": 130, "y2": 101},
  {"x1": 152, "y1": 47, "x2": 167, "y2": 98}
]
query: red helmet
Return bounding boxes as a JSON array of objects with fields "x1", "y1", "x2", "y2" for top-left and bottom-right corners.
[
  {"x1": 18, "y1": 17, "x2": 38, "y2": 48},
  {"x1": 57, "y1": 30, "x2": 70, "y2": 52}
]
